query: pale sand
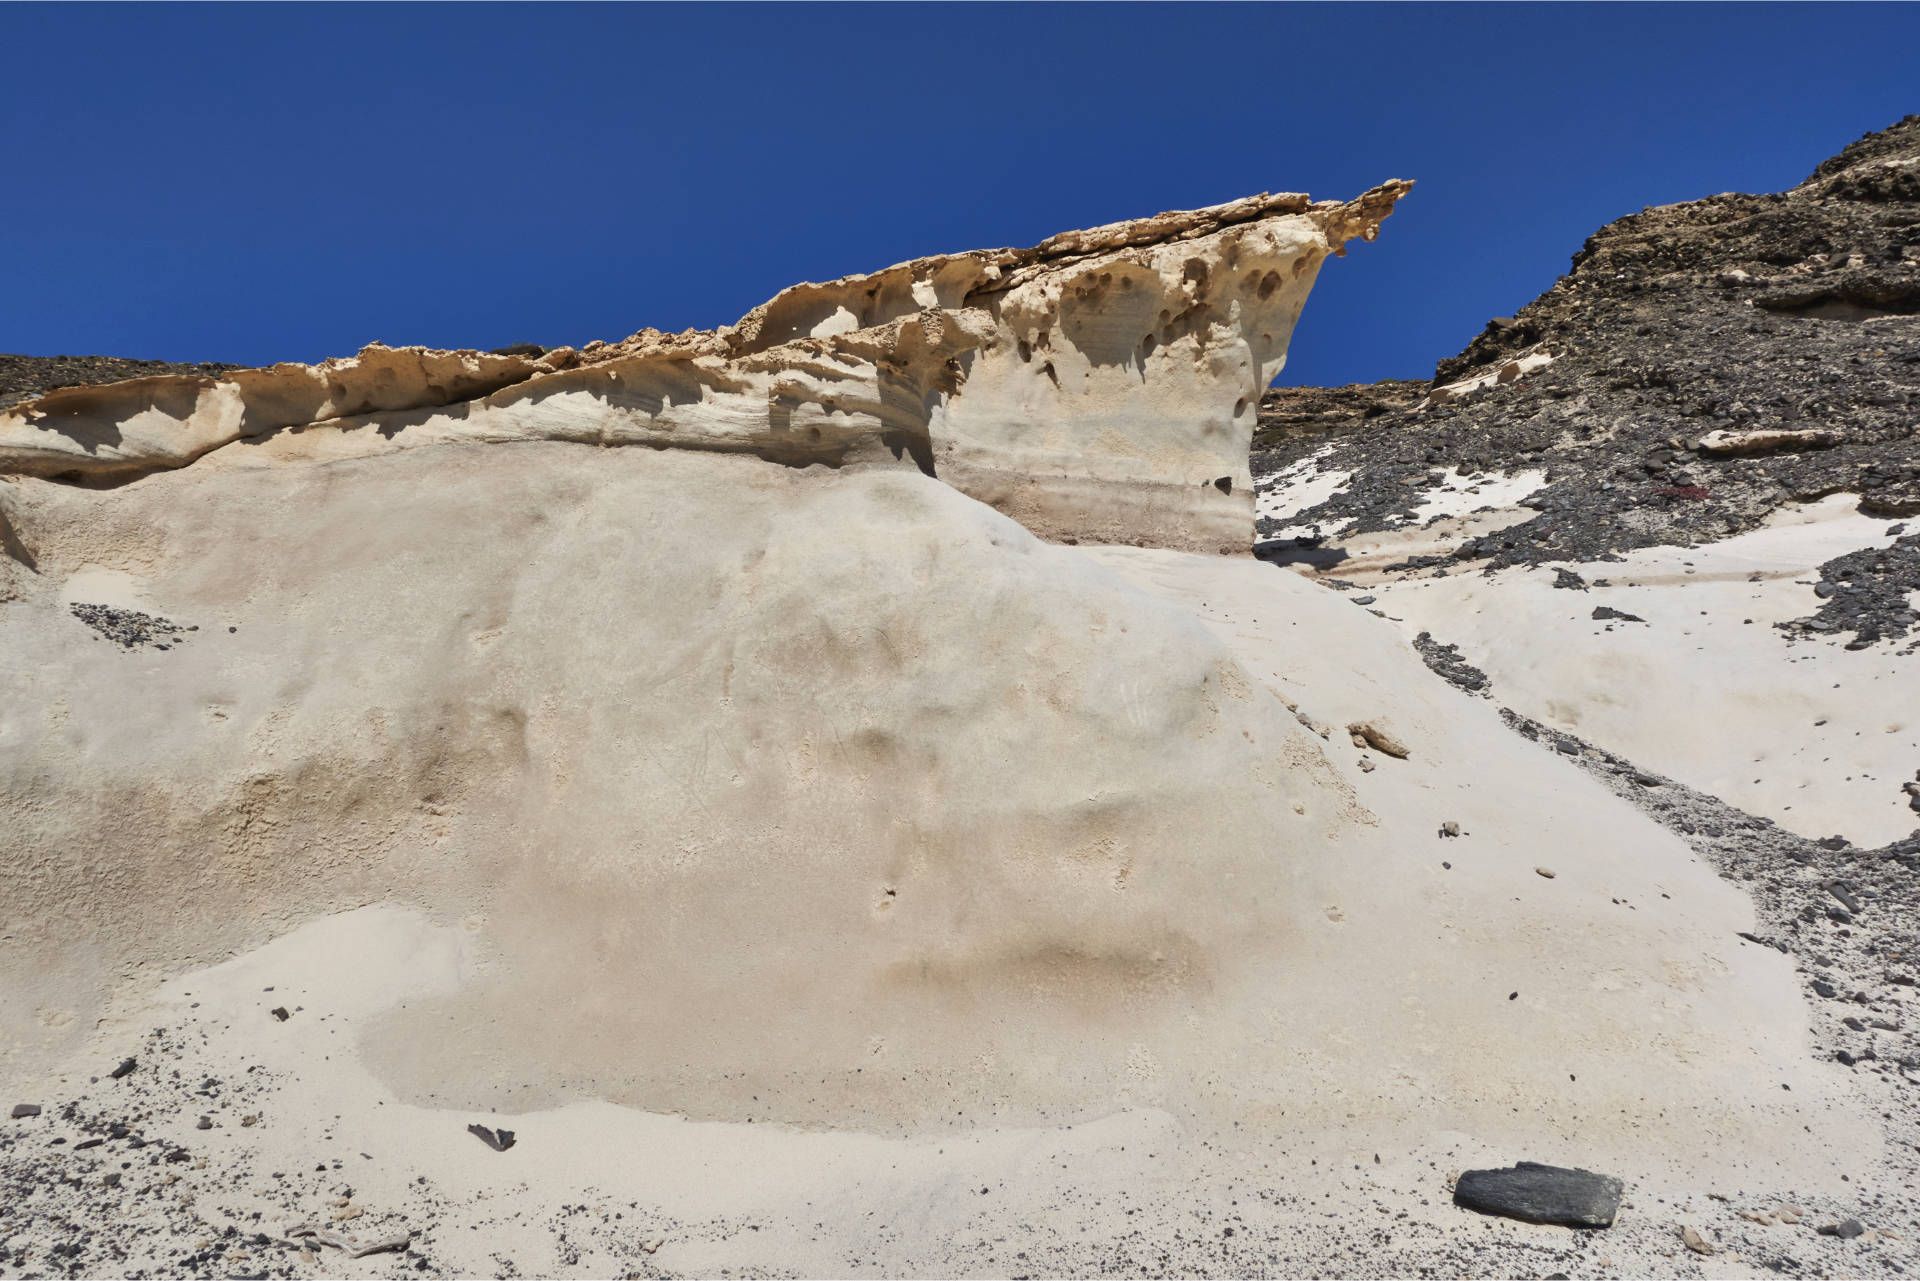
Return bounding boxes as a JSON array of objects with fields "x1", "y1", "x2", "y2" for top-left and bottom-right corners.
[
  {"x1": 5, "y1": 537, "x2": 1892, "y2": 1277},
  {"x1": 1333, "y1": 493, "x2": 1917, "y2": 846},
  {"x1": 1253, "y1": 447, "x2": 1355, "y2": 540}
]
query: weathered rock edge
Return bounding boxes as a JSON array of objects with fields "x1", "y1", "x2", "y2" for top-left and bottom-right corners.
[{"x1": 0, "y1": 182, "x2": 1408, "y2": 551}]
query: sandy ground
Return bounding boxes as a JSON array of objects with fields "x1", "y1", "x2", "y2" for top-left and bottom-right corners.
[
  {"x1": 1266, "y1": 472, "x2": 1919, "y2": 848},
  {"x1": 1, "y1": 894, "x2": 1906, "y2": 1279},
  {"x1": 4, "y1": 531, "x2": 1911, "y2": 1278}
]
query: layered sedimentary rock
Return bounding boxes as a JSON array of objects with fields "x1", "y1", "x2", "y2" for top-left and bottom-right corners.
[{"x1": 0, "y1": 182, "x2": 1408, "y2": 552}]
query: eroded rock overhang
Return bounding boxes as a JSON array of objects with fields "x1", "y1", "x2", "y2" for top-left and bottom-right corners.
[{"x1": 0, "y1": 180, "x2": 1410, "y2": 551}]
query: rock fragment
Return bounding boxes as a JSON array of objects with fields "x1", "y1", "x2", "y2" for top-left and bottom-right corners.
[
  {"x1": 1682, "y1": 1225, "x2": 1717, "y2": 1255},
  {"x1": 109, "y1": 1057, "x2": 136, "y2": 1079},
  {"x1": 1347, "y1": 721, "x2": 1410, "y2": 758},
  {"x1": 286, "y1": 1222, "x2": 413, "y2": 1258},
  {"x1": 1819, "y1": 1219, "x2": 1867, "y2": 1239},
  {"x1": 1452, "y1": 1161, "x2": 1623, "y2": 1228},
  {"x1": 467, "y1": 1123, "x2": 516, "y2": 1152},
  {"x1": 9, "y1": 1103, "x2": 40, "y2": 1118}
]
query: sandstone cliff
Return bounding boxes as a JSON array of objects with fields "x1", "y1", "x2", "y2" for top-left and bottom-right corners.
[{"x1": 0, "y1": 182, "x2": 1408, "y2": 553}]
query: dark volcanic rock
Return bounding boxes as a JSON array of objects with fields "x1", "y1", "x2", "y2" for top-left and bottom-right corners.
[
  {"x1": 1252, "y1": 378, "x2": 1429, "y2": 449},
  {"x1": 1412, "y1": 631, "x2": 1490, "y2": 694},
  {"x1": 69, "y1": 602, "x2": 192, "y2": 651},
  {"x1": 0, "y1": 352, "x2": 238, "y2": 413},
  {"x1": 1254, "y1": 115, "x2": 1920, "y2": 572},
  {"x1": 1778, "y1": 528, "x2": 1920, "y2": 646},
  {"x1": 1453, "y1": 1161, "x2": 1624, "y2": 1228}
]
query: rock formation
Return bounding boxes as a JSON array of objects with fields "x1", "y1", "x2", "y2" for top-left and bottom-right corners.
[
  {"x1": 2, "y1": 165, "x2": 1902, "y2": 1280},
  {"x1": 0, "y1": 182, "x2": 1409, "y2": 553},
  {"x1": 1252, "y1": 115, "x2": 1920, "y2": 565}
]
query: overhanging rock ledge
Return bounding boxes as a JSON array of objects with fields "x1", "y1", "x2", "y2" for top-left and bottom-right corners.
[{"x1": 0, "y1": 180, "x2": 1409, "y2": 552}]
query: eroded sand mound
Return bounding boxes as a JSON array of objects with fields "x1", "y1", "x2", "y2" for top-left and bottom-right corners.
[{"x1": 0, "y1": 442, "x2": 1858, "y2": 1162}]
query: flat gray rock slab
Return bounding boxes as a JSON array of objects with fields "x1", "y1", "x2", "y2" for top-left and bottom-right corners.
[{"x1": 1454, "y1": 1161, "x2": 1624, "y2": 1228}]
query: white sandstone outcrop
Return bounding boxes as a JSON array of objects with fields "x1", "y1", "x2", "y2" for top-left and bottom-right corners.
[
  {"x1": 1696, "y1": 426, "x2": 1839, "y2": 454},
  {"x1": 0, "y1": 182, "x2": 1409, "y2": 551}
]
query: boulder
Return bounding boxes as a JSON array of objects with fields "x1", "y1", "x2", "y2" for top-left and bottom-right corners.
[{"x1": 1453, "y1": 1162, "x2": 1624, "y2": 1228}]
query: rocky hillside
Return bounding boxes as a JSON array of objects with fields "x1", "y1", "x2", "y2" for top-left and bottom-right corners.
[{"x1": 1255, "y1": 115, "x2": 1920, "y2": 577}]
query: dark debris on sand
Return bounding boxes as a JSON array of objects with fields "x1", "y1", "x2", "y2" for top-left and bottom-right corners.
[{"x1": 68, "y1": 602, "x2": 196, "y2": 651}]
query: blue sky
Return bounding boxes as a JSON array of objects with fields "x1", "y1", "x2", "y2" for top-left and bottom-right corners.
[{"x1": 3, "y1": 3, "x2": 1916, "y2": 386}]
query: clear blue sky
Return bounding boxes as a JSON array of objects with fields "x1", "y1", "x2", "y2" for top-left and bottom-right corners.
[{"x1": 3, "y1": 3, "x2": 1916, "y2": 387}]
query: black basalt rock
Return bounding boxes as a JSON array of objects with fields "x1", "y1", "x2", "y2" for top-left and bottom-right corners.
[{"x1": 1454, "y1": 1161, "x2": 1624, "y2": 1228}]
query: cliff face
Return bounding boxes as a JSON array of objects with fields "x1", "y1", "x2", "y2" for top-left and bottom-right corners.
[
  {"x1": 0, "y1": 182, "x2": 1408, "y2": 554},
  {"x1": 1254, "y1": 115, "x2": 1920, "y2": 570}
]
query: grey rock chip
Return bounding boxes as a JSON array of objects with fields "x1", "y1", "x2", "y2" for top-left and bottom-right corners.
[{"x1": 467, "y1": 1123, "x2": 516, "y2": 1152}]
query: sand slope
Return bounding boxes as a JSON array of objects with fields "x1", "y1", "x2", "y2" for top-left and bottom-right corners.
[
  {"x1": 0, "y1": 444, "x2": 1883, "y2": 1273},
  {"x1": 1277, "y1": 486, "x2": 1919, "y2": 847}
]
